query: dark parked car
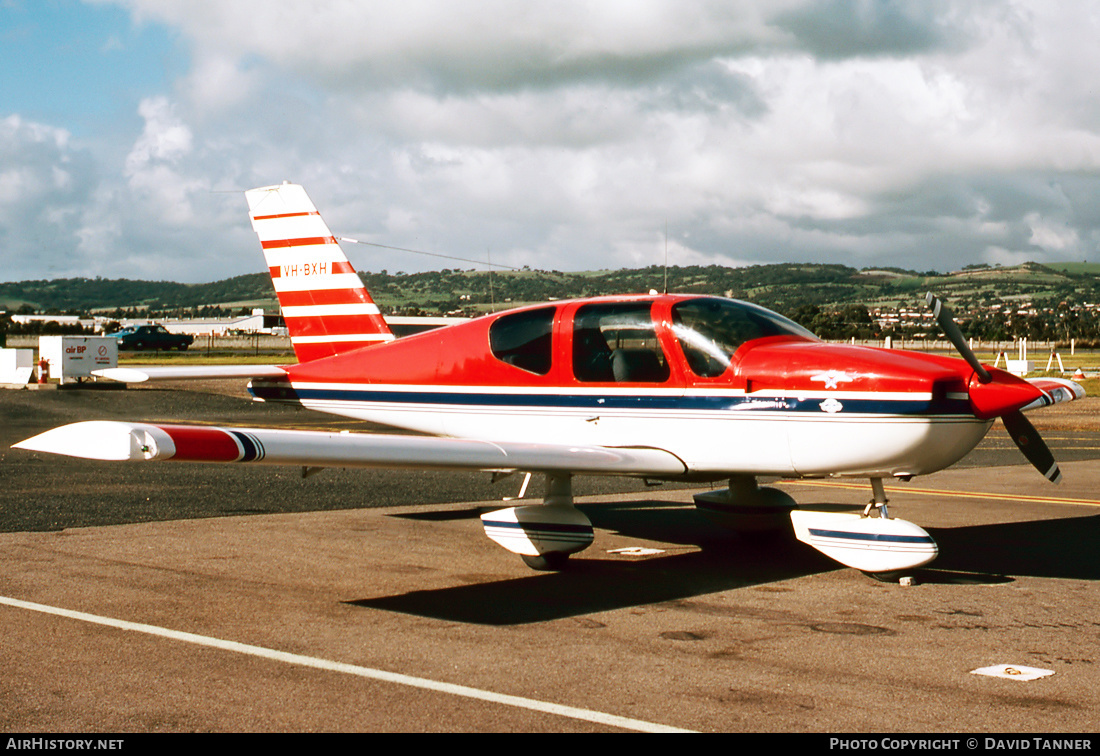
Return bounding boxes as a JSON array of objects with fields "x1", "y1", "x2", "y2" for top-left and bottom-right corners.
[{"x1": 109, "y1": 324, "x2": 194, "y2": 351}]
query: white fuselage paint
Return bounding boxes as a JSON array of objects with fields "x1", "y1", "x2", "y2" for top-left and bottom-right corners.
[{"x1": 273, "y1": 382, "x2": 994, "y2": 479}]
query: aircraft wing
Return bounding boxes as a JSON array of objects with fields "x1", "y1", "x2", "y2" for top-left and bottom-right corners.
[
  {"x1": 13, "y1": 421, "x2": 688, "y2": 477},
  {"x1": 92, "y1": 365, "x2": 289, "y2": 382},
  {"x1": 1022, "y1": 377, "x2": 1086, "y2": 411}
]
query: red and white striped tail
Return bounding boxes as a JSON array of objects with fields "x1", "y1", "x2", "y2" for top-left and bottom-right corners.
[{"x1": 246, "y1": 182, "x2": 394, "y2": 363}]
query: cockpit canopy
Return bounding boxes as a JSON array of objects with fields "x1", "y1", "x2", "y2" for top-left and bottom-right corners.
[{"x1": 488, "y1": 296, "x2": 817, "y2": 380}]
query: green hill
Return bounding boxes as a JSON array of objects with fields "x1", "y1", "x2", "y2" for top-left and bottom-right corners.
[
  {"x1": 4, "y1": 261, "x2": 1100, "y2": 342},
  {"x1": 0, "y1": 273, "x2": 274, "y2": 315},
  {"x1": 1045, "y1": 262, "x2": 1100, "y2": 276}
]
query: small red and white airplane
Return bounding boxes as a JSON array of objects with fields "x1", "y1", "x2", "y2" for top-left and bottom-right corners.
[{"x1": 15, "y1": 182, "x2": 1086, "y2": 577}]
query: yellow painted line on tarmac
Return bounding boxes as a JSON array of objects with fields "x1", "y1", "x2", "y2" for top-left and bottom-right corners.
[{"x1": 780, "y1": 480, "x2": 1100, "y2": 508}]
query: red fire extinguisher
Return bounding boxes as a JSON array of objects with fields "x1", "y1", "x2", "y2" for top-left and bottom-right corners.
[{"x1": 37, "y1": 357, "x2": 50, "y2": 384}]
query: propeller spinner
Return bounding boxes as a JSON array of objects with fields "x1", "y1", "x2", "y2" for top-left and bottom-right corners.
[{"x1": 925, "y1": 292, "x2": 1062, "y2": 483}]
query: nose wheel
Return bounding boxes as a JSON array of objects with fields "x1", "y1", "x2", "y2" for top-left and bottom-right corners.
[{"x1": 791, "y1": 477, "x2": 939, "y2": 577}]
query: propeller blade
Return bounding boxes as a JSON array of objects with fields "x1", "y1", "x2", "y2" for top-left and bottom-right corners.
[
  {"x1": 925, "y1": 292, "x2": 1062, "y2": 483},
  {"x1": 925, "y1": 292, "x2": 991, "y2": 384},
  {"x1": 1002, "y1": 410, "x2": 1062, "y2": 484}
]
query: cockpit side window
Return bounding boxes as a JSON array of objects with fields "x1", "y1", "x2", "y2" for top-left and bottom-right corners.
[
  {"x1": 573, "y1": 302, "x2": 670, "y2": 383},
  {"x1": 489, "y1": 307, "x2": 555, "y2": 375},
  {"x1": 672, "y1": 298, "x2": 816, "y2": 378}
]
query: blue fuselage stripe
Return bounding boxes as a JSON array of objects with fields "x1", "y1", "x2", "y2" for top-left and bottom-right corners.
[{"x1": 250, "y1": 386, "x2": 972, "y2": 417}]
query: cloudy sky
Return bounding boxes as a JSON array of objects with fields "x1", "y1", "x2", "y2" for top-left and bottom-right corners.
[{"x1": 3, "y1": 0, "x2": 1100, "y2": 283}]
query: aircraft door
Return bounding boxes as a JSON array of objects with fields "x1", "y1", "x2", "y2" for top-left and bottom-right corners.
[{"x1": 567, "y1": 301, "x2": 684, "y2": 447}]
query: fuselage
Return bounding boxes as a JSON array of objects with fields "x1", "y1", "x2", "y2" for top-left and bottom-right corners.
[{"x1": 249, "y1": 294, "x2": 999, "y2": 480}]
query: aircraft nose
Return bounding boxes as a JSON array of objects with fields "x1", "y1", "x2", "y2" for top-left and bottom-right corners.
[
  {"x1": 965, "y1": 366, "x2": 1046, "y2": 420},
  {"x1": 926, "y1": 291, "x2": 1067, "y2": 484}
]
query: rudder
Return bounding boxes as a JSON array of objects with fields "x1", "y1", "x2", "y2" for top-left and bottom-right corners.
[{"x1": 246, "y1": 182, "x2": 393, "y2": 362}]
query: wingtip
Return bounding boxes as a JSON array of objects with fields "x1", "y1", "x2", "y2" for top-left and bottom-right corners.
[
  {"x1": 12, "y1": 421, "x2": 147, "y2": 461},
  {"x1": 91, "y1": 368, "x2": 150, "y2": 383}
]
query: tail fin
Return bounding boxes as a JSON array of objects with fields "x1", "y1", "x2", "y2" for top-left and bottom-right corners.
[{"x1": 246, "y1": 182, "x2": 393, "y2": 363}]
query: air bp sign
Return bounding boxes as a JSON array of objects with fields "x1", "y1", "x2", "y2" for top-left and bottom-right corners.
[{"x1": 38, "y1": 336, "x2": 118, "y2": 383}]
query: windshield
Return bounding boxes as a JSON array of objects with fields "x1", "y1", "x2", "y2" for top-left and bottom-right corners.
[{"x1": 671, "y1": 297, "x2": 817, "y2": 378}]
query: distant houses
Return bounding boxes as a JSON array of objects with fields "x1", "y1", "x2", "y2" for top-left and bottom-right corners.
[{"x1": 10, "y1": 309, "x2": 276, "y2": 336}]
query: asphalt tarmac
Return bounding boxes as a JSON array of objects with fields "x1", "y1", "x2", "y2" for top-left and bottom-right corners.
[{"x1": 2, "y1": 381, "x2": 1099, "y2": 733}]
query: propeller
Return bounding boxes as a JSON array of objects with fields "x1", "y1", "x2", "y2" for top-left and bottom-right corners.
[
  {"x1": 925, "y1": 292, "x2": 991, "y2": 384},
  {"x1": 925, "y1": 292, "x2": 1062, "y2": 483},
  {"x1": 1001, "y1": 410, "x2": 1062, "y2": 483}
]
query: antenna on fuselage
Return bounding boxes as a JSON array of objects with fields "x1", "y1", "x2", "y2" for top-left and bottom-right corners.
[
  {"x1": 663, "y1": 220, "x2": 669, "y2": 294},
  {"x1": 488, "y1": 247, "x2": 495, "y2": 313}
]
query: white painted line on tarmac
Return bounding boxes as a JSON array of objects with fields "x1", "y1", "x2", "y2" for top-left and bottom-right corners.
[{"x1": 0, "y1": 594, "x2": 693, "y2": 733}]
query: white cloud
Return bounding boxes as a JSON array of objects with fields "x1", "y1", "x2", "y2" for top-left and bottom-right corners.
[
  {"x1": 120, "y1": 97, "x2": 208, "y2": 230},
  {"x1": 114, "y1": 0, "x2": 793, "y2": 91},
  {"x1": 6, "y1": 0, "x2": 1100, "y2": 283},
  {"x1": 0, "y1": 116, "x2": 97, "y2": 278},
  {"x1": 125, "y1": 96, "x2": 192, "y2": 172},
  {"x1": 1027, "y1": 213, "x2": 1080, "y2": 252}
]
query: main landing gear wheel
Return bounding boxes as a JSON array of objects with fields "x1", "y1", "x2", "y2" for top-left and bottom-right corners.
[
  {"x1": 481, "y1": 474, "x2": 594, "y2": 571},
  {"x1": 693, "y1": 475, "x2": 797, "y2": 533},
  {"x1": 521, "y1": 552, "x2": 571, "y2": 571}
]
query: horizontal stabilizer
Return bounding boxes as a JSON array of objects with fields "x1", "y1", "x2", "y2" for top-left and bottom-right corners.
[
  {"x1": 93, "y1": 365, "x2": 288, "y2": 383},
  {"x1": 14, "y1": 421, "x2": 687, "y2": 477}
]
